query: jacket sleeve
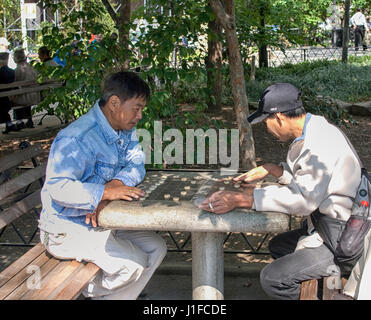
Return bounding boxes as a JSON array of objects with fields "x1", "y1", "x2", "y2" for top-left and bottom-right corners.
[
  {"x1": 253, "y1": 148, "x2": 336, "y2": 216},
  {"x1": 112, "y1": 129, "x2": 146, "y2": 187},
  {"x1": 44, "y1": 136, "x2": 105, "y2": 215}
]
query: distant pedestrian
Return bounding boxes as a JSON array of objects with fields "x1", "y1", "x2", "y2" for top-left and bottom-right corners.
[
  {"x1": 38, "y1": 46, "x2": 59, "y2": 67},
  {"x1": 0, "y1": 37, "x2": 16, "y2": 69},
  {"x1": 350, "y1": 8, "x2": 369, "y2": 51},
  {"x1": 9, "y1": 48, "x2": 41, "y2": 129},
  {"x1": 0, "y1": 52, "x2": 18, "y2": 134}
]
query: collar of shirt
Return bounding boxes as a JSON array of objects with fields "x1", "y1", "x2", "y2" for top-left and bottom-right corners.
[
  {"x1": 293, "y1": 113, "x2": 312, "y2": 143},
  {"x1": 92, "y1": 100, "x2": 133, "y2": 145}
]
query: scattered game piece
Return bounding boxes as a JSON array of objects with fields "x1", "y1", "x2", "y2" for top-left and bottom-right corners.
[
  {"x1": 173, "y1": 197, "x2": 179, "y2": 202},
  {"x1": 164, "y1": 194, "x2": 171, "y2": 199}
]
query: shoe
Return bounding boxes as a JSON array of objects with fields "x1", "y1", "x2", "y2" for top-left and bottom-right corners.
[
  {"x1": 2, "y1": 124, "x2": 21, "y2": 134},
  {"x1": 16, "y1": 122, "x2": 25, "y2": 130},
  {"x1": 25, "y1": 119, "x2": 34, "y2": 128}
]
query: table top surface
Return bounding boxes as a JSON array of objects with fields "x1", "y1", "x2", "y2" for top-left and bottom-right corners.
[{"x1": 98, "y1": 170, "x2": 290, "y2": 234}]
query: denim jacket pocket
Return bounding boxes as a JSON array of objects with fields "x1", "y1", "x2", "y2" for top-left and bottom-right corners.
[{"x1": 95, "y1": 161, "x2": 116, "y2": 182}]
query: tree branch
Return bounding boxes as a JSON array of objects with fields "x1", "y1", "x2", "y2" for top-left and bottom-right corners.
[
  {"x1": 101, "y1": 0, "x2": 119, "y2": 25},
  {"x1": 208, "y1": 0, "x2": 234, "y2": 30}
]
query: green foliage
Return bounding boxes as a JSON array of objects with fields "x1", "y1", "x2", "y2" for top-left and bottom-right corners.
[
  {"x1": 246, "y1": 55, "x2": 371, "y2": 126},
  {"x1": 247, "y1": 56, "x2": 371, "y2": 103},
  {"x1": 33, "y1": 1, "x2": 126, "y2": 122}
]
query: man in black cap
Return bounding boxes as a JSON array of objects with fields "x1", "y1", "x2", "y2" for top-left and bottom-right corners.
[{"x1": 199, "y1": 83, "x2": 362, "y2": 299}]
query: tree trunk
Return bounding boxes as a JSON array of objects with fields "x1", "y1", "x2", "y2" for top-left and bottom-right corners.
[
  {"x1": 258, "y1": 3, "x2": 268, "y2": 68},
  {"x1": 206, "y1": 16, "x2": 223, "y2": 113},
  {"x1": 101, "y1": 0, "x2": 131, "y2": 70},
  {"x1": 209, "y1": 0, "x2": 256, "y2": 170},
  {"x1": 342, "y1": 0, "x2": 350, "y2": 63}
]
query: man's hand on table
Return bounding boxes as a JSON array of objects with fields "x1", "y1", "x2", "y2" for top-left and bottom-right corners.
[
  {"x1": 198, "y1": 188, "x2": 254, "y2": 214},
  {"x1": 85, "y1": 179, "x2": 145, "y2": 227},
  {"x1": 102, "y1": 179, "x2": 145, "y2": 201}
]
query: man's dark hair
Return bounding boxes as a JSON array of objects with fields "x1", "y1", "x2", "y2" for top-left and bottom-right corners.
[
  {"x1": 38, "y1": 46, "x2": 50, "y2": 57},
  {"x1": 267, "y1": 107, "x2": 306, "y2": 120},
  {"x1": 99, "y1": 71, "x2": 150, "y2": 107}
]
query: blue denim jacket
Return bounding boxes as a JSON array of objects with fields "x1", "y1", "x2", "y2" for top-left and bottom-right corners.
[{"x1": 39, "y1": 101, "x2": 146, "y2": 231}]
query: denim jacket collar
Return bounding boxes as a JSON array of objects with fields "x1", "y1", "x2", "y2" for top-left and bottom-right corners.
[{"x1": 92, "y1": 100, "x2": 132, "y2": 145}]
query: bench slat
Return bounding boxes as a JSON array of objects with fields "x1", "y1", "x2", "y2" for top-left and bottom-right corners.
[
  {"x1": 5, "y1": 255, "x2": 61, "y2": 300},
  {"x1": 0, "y1": 82, "x2": 63, "y2": 98},
  {"x1": 0, "y1": 163, "x2": 46, "y2": 201},
  {"x1": 300, "y1": 279, "x2": 318, "y2": 300},
  {"x1": 0, "y1": 250, "x2": 52, "y2": 299},
  {"x1": 0, "y1": 243, "x2": 45, "y2": 287},
  {"x1": 21, "y1": 260, "x2": 83, "y2": 300},
  {"x1": 0, "y1": 145, "x2": 43, "y2": 172},
  {"x1": 54, "y1": 262, "x2": 100, "y2": 300},
  {"x1": 0, "y1": 79, "x2": 40, "y2": 90},
  {"x1": 0, "y1": 189, "x2": 41, "y2": 230}
]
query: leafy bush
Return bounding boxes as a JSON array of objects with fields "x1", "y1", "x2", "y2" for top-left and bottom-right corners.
[{"x1": 247, "y1": 56, "x2": 371, "y2": 103}]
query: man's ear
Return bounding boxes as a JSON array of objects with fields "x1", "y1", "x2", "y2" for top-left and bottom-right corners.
[
  {"x1": 275, "y1": 113, "x2": 284, "y2": 126},
  {"x1": 107, "y1": 95, "x2": 121, "y2": 111}
]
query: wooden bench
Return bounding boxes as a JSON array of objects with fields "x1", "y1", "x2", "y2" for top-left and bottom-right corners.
[
  {"x1": 0, "y1": 79, "x2": 64, "y2": 126},
  {"x1": 0, "y1": 143, "x2": 100, "y2": 300},
  {"x1": 300, "y1": 277, "x2": 347, "y2": 300}
]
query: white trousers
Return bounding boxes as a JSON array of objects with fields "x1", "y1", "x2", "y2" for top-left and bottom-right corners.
[
  {"x1": 343, "y1": 228, "x2": 371, "y2": 300},
  {"x1": 40, "y1": 224, "x2": 167, "y2": 300}
]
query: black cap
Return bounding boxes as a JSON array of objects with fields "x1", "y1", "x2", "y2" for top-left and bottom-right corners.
[{"x1": 248, "y1": 83, "x2": 303, "y2": 124}]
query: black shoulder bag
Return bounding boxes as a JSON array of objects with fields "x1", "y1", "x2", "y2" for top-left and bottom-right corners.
[{"x1": 310, "y1": 133, "x2": 370, "y2": 276}]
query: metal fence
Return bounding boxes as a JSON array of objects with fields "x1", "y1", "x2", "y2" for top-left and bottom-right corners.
[{"x1": 268, "y1": 46, "x2": 371, "y2": 67}]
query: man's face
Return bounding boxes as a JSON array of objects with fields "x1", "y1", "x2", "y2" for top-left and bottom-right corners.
[
  {"x1": 111, "y1": 96, "x2": 146, "y2": 131},
  {"x1": 264, "y1": 115, "x2": 291, "y2": 142}
]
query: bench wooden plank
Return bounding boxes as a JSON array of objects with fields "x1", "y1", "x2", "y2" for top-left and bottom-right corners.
[
  {"x1": 0, "y1": 251, "x2": 52, "y2": 299},
  {"x1": 300, "y1": 279, "x2": 318, "y2": 300},
  {"x1": 21, "y1": 260, "x2": 83, "y2": 300},
  {"x1": 0, "y1": 82, "x2": 63, "y2": 98},
  {"x1": 0, "y1": 79, "x2": 41, "y2": 90},
  {"x1": 0, "y1": 163, "x2": 46, "y2": 201},
  {"x1": 0, "y1": 243, "x2": 46, "y2": 287},
  {"x1": 54, "y1": 262, "x2": 100, "y2": 300},
  {"x1": 5, "y1": 255, "x2": 61, "y2": 300},
  {"x1": 0, "y1": 189, "x2": 41, "y2": 230},
  {"x1": 0, "y1": 144, "x2": 43, "y2": 172},
  {"x1": 322, "y1": 276, "x2": 340, "y2": 300}
]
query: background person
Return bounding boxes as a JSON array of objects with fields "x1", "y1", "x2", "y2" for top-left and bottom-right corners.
[
  {"x1": 350, "y1": 8, "x2": 369, "y2": 51},
  {"x1": 0, "y1": 52, "x2": 18, "y2": 134},
  {"x1": 199, "y1": 83, "x2": 362, "y2": 300},
  {"x1": 38, "y1": 71, "x2": 167, "y2": 300},
  {"x1": 9, "y1": 48, "x2": 40, "y2": 129},
  {"x1": 0, "y1": 37, "x2": 16, "y2": 69},
  {"x1": 38, "y1": 46, "x2": 59, "y2": 67}
]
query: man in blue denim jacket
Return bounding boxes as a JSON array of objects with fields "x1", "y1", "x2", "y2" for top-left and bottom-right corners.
[{"x1": 39, "y1": 71, "x2": 167, "y2": 300}]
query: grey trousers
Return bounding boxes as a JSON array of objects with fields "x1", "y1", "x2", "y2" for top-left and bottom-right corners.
[{"x1": 260, "y1": 228, "x2": 340, "y2": 300}]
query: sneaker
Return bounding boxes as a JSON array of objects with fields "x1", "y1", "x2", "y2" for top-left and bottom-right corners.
[
  {"x1": 2, "y1": 124, "x2": 21, "y2": 134},
  {"x1": 16, "y1": 122, "x2": 25, "y2": 130},
  {"x1": 25, "y1": 119, "x2": 34, "y2": 128}
]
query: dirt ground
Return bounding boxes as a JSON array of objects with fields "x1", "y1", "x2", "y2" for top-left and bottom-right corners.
[{"x1": 0, "y1": 106, "x2": 370, "y2": 271}]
